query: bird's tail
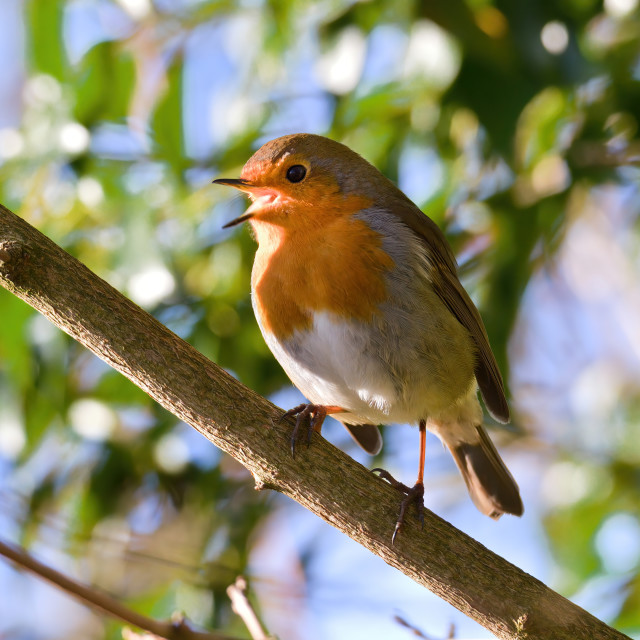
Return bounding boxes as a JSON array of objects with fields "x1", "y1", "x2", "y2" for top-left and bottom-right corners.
[
  {"x1": 342, "y1": 422, "x2": 383, "y2": 455},
  {"x1": 444, "y1": 425, "x2": 523, "y2": 519}
]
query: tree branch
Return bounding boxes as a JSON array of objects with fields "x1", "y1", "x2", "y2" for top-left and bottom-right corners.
[
  {"x1": 0, "y1": 203, "x2": 630, "y2": 640},
  {"x1": 0, "y1": 538, "x2": 239, "y2": 640}
]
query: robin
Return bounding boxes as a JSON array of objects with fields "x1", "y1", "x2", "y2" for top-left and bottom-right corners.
[{"x1": 214, "y1": 133, "x2": 523, "y2": 541}]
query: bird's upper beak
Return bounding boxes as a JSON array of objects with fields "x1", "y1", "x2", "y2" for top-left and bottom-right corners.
[
  {"x1": 213, "y1": 177, "x2": 279, "y2": 228},
  {"x1": 212, "y1": 177, "x2": 253, "y2": 190}
]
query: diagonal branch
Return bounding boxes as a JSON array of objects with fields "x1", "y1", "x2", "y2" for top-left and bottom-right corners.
[{"x1": 0, "y1": 203, "x2": 630, "y2": 640}]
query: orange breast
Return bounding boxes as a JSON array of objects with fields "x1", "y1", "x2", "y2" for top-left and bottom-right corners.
[{"x1": 250, "y1": 197, "x2": 395, "y2": 340}]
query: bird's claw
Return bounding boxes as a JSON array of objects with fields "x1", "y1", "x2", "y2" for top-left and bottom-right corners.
[
  {"x1": 280, "y1": 403, "x2": 327, "y2": 457},
  {"x1": 373, "y1": 468, "x2": 425, "y2": 544},
  {"x1": 372, "y1": 468, "x2": 412, "y2": 493}
]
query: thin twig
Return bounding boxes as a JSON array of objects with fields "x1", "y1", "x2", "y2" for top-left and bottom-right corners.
[
  {"x1": 122, "y1": 629, "x2": 164, "y2": 640},
  {"x1": 394, "y1": 614, "x2": 456, "y2": 640},
  {"x1": 227, "y1": 577, "x2": 272, "y2": 640},
  {"x1": 0, "y1": 538, "x2": 239, "y2": 640}
]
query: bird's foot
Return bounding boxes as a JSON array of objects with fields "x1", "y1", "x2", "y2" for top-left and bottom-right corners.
[
  {"x1": 280, "y1": 403, "x2": 329, "y2": 457},
  {"x1": 372, "y1": 468, "x2": 425, "y2": 544}
]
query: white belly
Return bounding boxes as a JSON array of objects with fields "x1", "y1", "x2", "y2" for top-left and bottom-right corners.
[
  {"x1": 256, "y1": 306, "x2": 480, "y2": 427},
  {"x1": 262, "y1": 311, "x2": 397, "y2": 423}
]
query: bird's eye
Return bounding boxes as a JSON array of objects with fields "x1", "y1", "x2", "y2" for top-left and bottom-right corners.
[{"x1": 286, "y1": 165, "x2": 307, "y2": 183}]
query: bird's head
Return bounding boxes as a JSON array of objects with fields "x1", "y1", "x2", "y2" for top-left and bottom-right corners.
[{"x1": 213, "y1": 134, "x2": 391, "y2": 231}]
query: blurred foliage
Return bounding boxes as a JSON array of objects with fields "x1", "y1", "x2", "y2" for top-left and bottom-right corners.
[{"x1": 1, "y1": 0, "x2": 640, "y2": 638}]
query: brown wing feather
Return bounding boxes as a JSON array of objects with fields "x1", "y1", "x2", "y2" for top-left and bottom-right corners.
[{"x1": 392, "y1": 197, "x2": 510, "y2": 423}]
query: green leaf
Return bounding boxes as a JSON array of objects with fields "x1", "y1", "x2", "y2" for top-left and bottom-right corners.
[
  {"x1": 25, "y1": 0, "x2": 67, "y2": 79},
  {"x1": 73, "y1": 41, "x2": 136, "y2": 125},
  {"x1": 152, "y1": 55, "x2": 187, "y2": 175}
]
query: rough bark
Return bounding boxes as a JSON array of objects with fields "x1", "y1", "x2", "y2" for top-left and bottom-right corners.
[{"x1": 0, "y1": 203, "x2": 630, "y2": 640}]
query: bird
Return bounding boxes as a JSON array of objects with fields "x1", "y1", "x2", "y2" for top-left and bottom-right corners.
[{"x1": 213, "y1": 133, "x2": 523, "y2": 541}]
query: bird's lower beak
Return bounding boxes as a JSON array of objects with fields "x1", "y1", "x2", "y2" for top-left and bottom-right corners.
[
  {"x1": 221, "y1": 211, "x2": 254, "y2": 229},
  {"x1": 213, "y1": 177, "x2": 257, "y2": 228}
]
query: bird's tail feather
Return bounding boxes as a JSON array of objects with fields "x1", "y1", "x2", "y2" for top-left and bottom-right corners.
[
  {"x1": 342, "y1": 423, "x2": 383, "y2": 455},
  {"x1": 447, "y1": 425, "x2": 523, "y2": 518}
]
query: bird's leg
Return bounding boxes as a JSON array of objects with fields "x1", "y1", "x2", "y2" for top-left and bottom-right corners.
[
  {"x1": 373, "y1": 419, "x2": 427, "y2": 544},
  {"x1": 280, "y1": 404, "x2": 344, "y2": 457}
]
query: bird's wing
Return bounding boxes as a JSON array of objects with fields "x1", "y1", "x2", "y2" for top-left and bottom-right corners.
[{"x1": 394, "y1": 198, "x2": 510, "y2": 423}]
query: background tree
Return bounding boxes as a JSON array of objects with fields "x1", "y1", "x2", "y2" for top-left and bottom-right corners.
[{"x1": 0, "y1": 0, "x2": 639, "y2": 638}]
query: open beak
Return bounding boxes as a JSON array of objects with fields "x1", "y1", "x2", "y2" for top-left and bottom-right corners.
[
  {"x1": 213, "y1": 177, "x2": 280, "y2": 228},
  {"x1": 213, "y1": 178, "x2": 256, "y2": 228}
]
